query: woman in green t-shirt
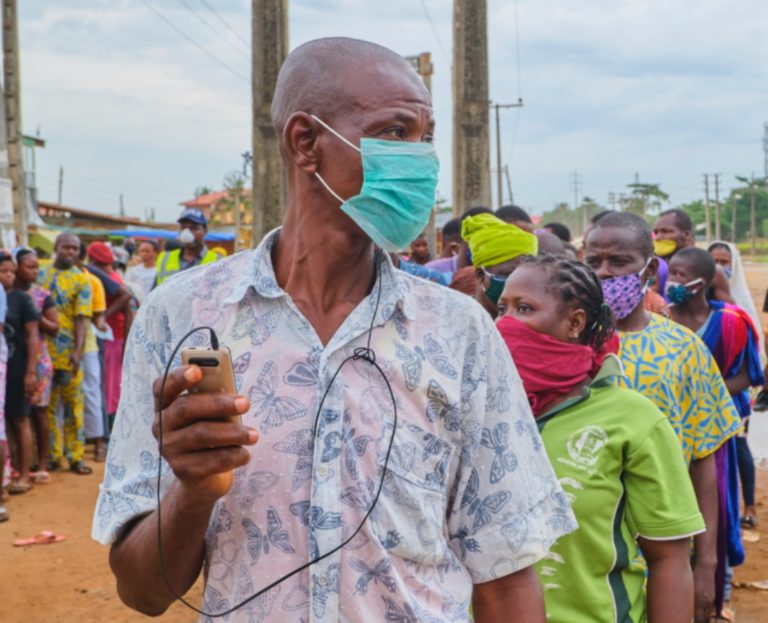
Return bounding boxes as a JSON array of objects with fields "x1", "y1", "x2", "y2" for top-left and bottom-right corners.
[{"x1": 496, "y1": 255, "x2": 704, "y2": 623}]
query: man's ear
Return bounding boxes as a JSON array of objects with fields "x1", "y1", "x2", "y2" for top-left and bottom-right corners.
[{"x1": 282, "y1": 112, "x2": 318, "y2": 173}]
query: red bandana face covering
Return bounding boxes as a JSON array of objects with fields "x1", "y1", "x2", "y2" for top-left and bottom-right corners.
[{"x1": 496, "y1": 315, "x2": 615, "y2": 417}]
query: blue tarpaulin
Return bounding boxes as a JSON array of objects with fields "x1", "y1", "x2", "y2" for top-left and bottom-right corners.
[{"x1": 108, "y1": 229, "x2": 234, "y2": 242}]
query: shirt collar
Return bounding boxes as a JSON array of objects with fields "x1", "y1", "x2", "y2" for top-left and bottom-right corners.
[
  {"x1": 221, "y1": 228, "x2": 416, "y2": 321},
  {"x1": 537, "y1": 354, "x2": 624, "y2": 424}
]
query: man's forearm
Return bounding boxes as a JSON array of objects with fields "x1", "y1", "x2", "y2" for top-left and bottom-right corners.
[
  {"x1": 74, "y1": 315, "x2": 87, "y2": 356},
  {"x1": 472, "y1": 566, "x2": 545, "y2": 623},
  {"x1": 690, "y1": 454, "x2": 718, "y2": 567},
  {"x1": 109, "y1": 481, "x2": 216, "y2": 616}
]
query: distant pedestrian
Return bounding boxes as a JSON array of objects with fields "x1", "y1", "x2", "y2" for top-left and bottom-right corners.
[
  {"x1": 154, "y1": 209, "x2": 219, "y2": 287},
  {"x1": 1, "y1": 251, "x2": 40, "y2": 492},
  {"x1": 38, "y1": 233, "x2": 93, "y2": 475},
  {"x1": 13, "y1": 247, "x2": 58, "y2": 483},
  {"x1": 125, "y1": 240, "x2": 157, "y2": 299}
]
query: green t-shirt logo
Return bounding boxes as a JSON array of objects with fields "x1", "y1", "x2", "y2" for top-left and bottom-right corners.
[{"x1": 566, "y1": 426, "x2": 608, "y2": 467}]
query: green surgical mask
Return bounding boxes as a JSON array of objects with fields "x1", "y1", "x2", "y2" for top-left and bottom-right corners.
[
  {"x1": 483, "y1": 270, "x2": 507, "y2": 305},
  {"x1": 312, "y1": 115, "x2": 439, "y2": 252}
]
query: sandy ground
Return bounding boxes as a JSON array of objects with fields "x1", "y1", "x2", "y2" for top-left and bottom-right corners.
[{"x1": 1, "y1": 263, "x2": 767, "y2": 622}]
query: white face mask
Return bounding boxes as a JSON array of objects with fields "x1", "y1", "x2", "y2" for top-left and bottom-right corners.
[{"x1": 178, "y1": 228, "x2": 195, "y2": 246}]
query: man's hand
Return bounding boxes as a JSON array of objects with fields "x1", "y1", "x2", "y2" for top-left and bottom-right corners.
[
  {"x1": 70, "y1": 351, "x2": 82, "y2": 375},
  {"x1": 151, "y1": 365, "x2": 257, "y2": 501},
  {"x1": 693, "y1": 560, "x2": 716, "y2": 623}
]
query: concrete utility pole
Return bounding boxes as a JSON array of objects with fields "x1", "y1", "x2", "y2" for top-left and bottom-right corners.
[
  {"x1": 57, "y1": 165, "x2": 63, "y2": 204},
  {"x1": 251, "y1": 0, "x2": 288, "y2": 246},
  {"x1": 452, "y1": 0, "x2": 491, "y2": 216},
  {"x1": 2, "y1": 0, "x2": 27, "y2": 245},
  {"x1": 570, "y1": 170, "x2": 583, "y2": 234},
  {"x1": 713, "y1": 173, "x2": 721, "y2": 241},
  {"x1": 406, "y1": 52, "x2": 437, "y2": 255},
  {"x1": 703, "y1": 174, "x2": 711, "y2": 244},
  {"x1": 491, "y1": 100, "x2": 523, "y2": 209}
]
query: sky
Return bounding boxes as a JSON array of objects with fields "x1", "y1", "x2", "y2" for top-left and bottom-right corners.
[{"x1": 17, "y1": 0, "x2": 768, "y2": 223}]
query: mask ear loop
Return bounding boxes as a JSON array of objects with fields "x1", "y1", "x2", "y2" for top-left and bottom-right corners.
[
  {"x1": 310, "y1": 114, "x2": 362, "y2": 206},
  {"x1": 638, "y1": 257, "x2": 653, "y2": 295},
  {"x1": 310, "y1": 114, "x2": 361, "y2": 153}
]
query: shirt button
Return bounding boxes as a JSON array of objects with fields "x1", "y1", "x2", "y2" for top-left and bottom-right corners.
[
  {"x1": 317, "y1": 575, "x2": 327, "y2": 587},
  {"x1": 317, "y1": 465, "x2": 328, "y2": 477}
]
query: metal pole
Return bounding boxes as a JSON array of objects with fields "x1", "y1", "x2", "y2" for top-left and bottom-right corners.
[
  {"x1": 751, "y1": 175, "x2": 757, "y2": 257},
  {"x1": 714, "y1": 174, "x2": 721, "y2": 240},
  {"x1": 495, "y1": 104, "x2": 502, "y2": 209},
  {"x1": 58, "y1": 165, "x2": 63, "y2": 205},
  {"x1": 703, "y1": 174, "x2": 711, "y2": 244}
]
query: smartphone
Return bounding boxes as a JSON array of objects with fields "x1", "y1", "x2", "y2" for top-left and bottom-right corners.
[{"x1": 181, "y1": 346, "x2": 240, "y2": 422}]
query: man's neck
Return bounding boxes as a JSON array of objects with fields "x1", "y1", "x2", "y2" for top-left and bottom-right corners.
[
  {"x1": 54, "y1": 259, "x2": 70, "y2": 271},
  {"x1": 670, "y1": 297, "x2": 710, "y2": 333},
  {"x1": 617, "y1": 300, "x2": 651, "y2": 333},
  {"x1": 274, "y1": 199, "x2": 376, "y2": 345},
  {"x1": 181, "y1": 245, "x2": 202, "y2": 261},
  {"x1": 13, "y1": 277, "x2": 29, "y2": 290},
  {"x1": 143, "y1": 260, "x2": 155, "y2": 269}
]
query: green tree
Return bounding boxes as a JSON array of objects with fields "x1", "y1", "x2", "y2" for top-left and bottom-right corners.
[{"x1": 624, "y1": 183, "x2": 669, "y2": 217}]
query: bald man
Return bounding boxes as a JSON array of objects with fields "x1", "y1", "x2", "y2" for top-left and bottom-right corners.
[{"x1": 96, "y1": 38, "x2": 571, "y2": 622}]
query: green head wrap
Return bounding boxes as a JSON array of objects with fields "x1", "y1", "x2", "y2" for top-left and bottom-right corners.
[{"x1": 461, "y1": 213, "x2": 538, "y2": 268}]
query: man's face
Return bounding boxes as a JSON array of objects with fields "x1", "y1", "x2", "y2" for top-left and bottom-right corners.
[
  {"x1": 138, "y1": 242, "x2": 157, "y2": 265},
  {"x1": 653, "y1": 214, "x2": 691, "y2": 251},
  {"x1": 55, "y1": 234, "x2": 81, "y2": 268},
  {"x1": 410, "y1": 236, "x2": 429, "y2": 263},
  {"x1": 180, "y1": 220, "x2": 206, "y2": 246},
  {"x1": 668, "y1": 256, "x2": 707, "y2": 304},
  {"x1": 311, "y1": 63, "x2": 434, "y2": 221},
  {"x1": 584, "y1": 226, "x2": 653, "y2": 282}
]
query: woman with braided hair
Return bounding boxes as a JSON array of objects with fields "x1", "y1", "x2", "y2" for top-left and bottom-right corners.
[{"x1": 496, "y1": 255, "x2": 704, "y2": 623}]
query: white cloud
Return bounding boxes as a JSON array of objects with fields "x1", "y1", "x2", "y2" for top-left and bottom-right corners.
[{"x1": 19, "y1": 0, "x2": 768, "y2": 222}]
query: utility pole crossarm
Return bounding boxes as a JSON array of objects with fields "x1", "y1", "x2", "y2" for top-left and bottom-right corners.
[{"x1": 490, "y1": 99, "x2": 523, "y2": 209}]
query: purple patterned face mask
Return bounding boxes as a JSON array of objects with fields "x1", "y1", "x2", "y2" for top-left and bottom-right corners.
[{"x1": 601, "y1": 260, "x2": 651, "y2": 320}]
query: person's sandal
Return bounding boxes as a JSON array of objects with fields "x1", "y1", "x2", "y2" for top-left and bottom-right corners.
[
  {"x1": 8, "y1": 481, "x2": 33, "y2": 495},
  {"x1": 741, "y1": 515, "x2": 758, "y2": 529},
  {"x1": 69, "y1": 461, "x2": 93, "y2": 475}
]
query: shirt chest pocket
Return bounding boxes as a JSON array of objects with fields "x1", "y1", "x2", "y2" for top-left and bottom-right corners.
[{"x1": 370, "y1": 423, "x2": 455, "y2": 565}]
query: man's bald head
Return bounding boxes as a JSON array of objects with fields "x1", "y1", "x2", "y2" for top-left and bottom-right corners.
[
  {"x1": 54, "y1": 232, "x2": 82, "y2": 269},
  {"x1": 271, "y1": 37, "x2": 427, "y2": 137}
]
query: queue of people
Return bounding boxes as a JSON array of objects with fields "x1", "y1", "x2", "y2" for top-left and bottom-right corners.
[
  {"x1": 0, "y1": 206, "x2": 224, "y2": 524},
  {"x1": 83, "y1": 38, "x2": 765, "y2": 623}
]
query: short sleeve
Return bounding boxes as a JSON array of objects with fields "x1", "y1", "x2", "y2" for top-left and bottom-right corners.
[
  {"x1": 21, "y1": 291, "x2": 41, "y2": 324},
  {"x1": 447, "y1": 311, "x2": 577, "y2": 583},
  {"x1": 75, "y1": 276, "x2": 93, "y2": 318},
  {"x1": 691, "y1": 342, "x2": 742, "y2": 459},
  {"x1": 90, "y1": 276, "x2": 107, "y2": 314},
  {"x1": 624, "y1": 417, "x2": 705, "y2": 539},
  {"x1": 91, "y1": 293, "x2": 173, "y2": 544},
  {"x1": 43, "y1": 294, "x2": 55, "y2": 311}
]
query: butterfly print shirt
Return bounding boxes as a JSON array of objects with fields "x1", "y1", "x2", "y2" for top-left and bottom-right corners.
[{"x1": 93, "y1": 230, "x2": 575, "y2": 623}]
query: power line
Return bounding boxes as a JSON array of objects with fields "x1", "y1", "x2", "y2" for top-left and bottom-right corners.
[
  {"x1": 418, "y1": 0, "x2": 450, "y2": 66},
  {"x1": 197, "y1": 0, "x2": 250, "y2": 47},
  {"x1": 175, "y1": 0, "x2": 250, "y2": 58},
  {"x1": 138, "y1": 0, "x2": 249, "y2": 83},
  {"x1": 512, "y1": 0, "x2": 523, "y2": 98}
]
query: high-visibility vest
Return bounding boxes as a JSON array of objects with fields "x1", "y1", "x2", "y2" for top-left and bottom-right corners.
[{"x1": 155, "y1": 248, "x2": 218, "y2": 285}]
